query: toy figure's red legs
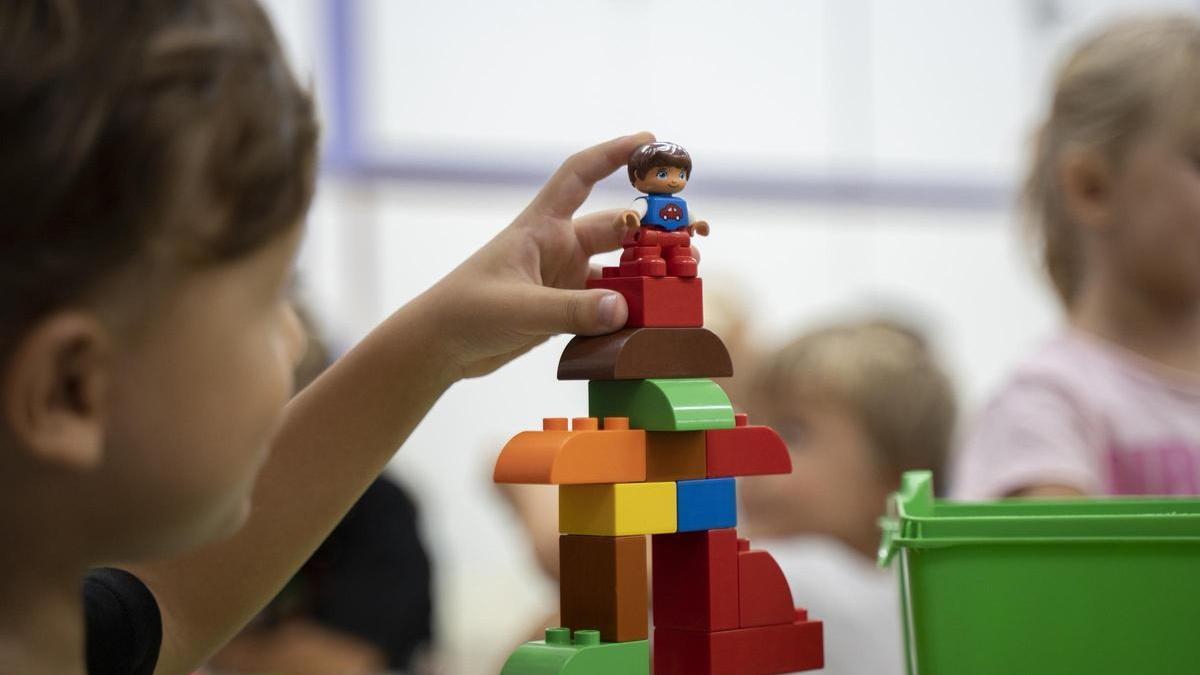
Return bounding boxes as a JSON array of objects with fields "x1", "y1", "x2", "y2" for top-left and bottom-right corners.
[
  {"x1": 620, "y1": 244, "x2": 667, "y2": 277},
  {"x1": 619, "y1": 227, "x2": 697, "y2": 278},
  {"x1": 663, "y1": 242, "x2": 697, "y2": 278}
]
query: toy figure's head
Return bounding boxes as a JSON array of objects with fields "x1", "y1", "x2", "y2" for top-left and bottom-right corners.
[{"x1": 627, "y1": 142, "x2": 692, "y2": 194}]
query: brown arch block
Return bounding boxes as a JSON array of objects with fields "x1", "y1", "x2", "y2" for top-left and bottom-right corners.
[
  {"x1": 493, "y1": 417, "x2": 646, "y2": 485},
  {"x1": 557, "y1": 327, "x2": 733, "y2": 381}
]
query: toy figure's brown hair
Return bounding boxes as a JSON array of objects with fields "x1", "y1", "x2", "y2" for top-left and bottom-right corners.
[
  {"x1": 627, "y1": 142, "x2": 692, "y2": 184},
  {"x1": 0, "y1": 0, "x2": 318, "y2": 356}
]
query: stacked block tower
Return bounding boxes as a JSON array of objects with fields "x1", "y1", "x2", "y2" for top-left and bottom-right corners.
[{"x1": 494, "y1": 141, "x2": 823, "y2": 674}]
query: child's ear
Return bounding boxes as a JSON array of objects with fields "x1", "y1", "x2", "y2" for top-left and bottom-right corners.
[
  {"x1": 2, "y1": 312, "x2": 111, "y2": 471},
  {"x1": 1059, "y1": 146, "x2": 1115, "y2": 231}
]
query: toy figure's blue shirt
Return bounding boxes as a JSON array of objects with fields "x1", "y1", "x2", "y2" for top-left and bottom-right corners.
[{"x1": 638, "y1": 193, "x2": 689, "y2": 231}]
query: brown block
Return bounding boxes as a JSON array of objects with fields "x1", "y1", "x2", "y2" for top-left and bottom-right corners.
[
  {"x1": 560, "y1": 534, "x2": 648, "y2": 642},
  {"x1": 557, "y1": 327, "x2": 733, "y2": 380},
  {"x1": 645, "y1": 431, "x2": 707, "y2": 481}
]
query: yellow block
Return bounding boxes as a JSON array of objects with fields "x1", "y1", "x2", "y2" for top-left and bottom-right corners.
[{"x1": 559, "y1": 482, "x2": 677, "y2": 536}]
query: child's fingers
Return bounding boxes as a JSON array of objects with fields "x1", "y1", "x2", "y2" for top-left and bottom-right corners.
[
  {"x1": 529, "y1": 132, "x2": 655, "y2": 220},
  {"x1": 573, "y1": 208, "x2": 629, "y2": 256},
  {"x1": 510, "y1": 284, "x2": 628, "y2": 337}
]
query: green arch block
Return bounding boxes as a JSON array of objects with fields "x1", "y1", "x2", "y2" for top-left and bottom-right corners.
[
  {"x1": 588, "y1": 378, "x2": 735, "y2": 431},
  {"x1": 500, "y1": 628, "x2": 648, "y2": 675}
]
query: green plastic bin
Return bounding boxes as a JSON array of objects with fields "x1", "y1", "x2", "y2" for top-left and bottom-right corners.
[{"x1": 878, "y1": 471, "x2": 1200, "y2": 675}]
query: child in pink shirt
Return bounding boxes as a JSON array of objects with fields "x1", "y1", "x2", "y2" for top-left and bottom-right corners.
[{"x1": 953, "y1": 14, "x2": 1200, "y2": 499}]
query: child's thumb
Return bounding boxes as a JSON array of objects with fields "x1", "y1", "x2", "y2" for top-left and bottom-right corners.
[{"x1": 520, "y1": 286, "x2": 628, "y2": 337}]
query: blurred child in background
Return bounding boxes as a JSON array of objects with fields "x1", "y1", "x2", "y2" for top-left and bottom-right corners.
[
  {"x1": 952, "y1": 14, "x2": 1200, "y2": 499},
  {"x1": 742, "y1": 319, "x2": 956, "y2": 675}
]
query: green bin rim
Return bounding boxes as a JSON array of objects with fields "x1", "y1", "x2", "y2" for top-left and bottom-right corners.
[{"x1": 878, "y1": 471, "x2": 1200, "y2": 567}]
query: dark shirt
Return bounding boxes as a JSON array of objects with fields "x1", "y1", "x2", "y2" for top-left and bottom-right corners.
[
  {"x1": 276, "y1": 477, "x2": 434, "y2": 669},
  {"x1": 83, "y1": 567, "x2": 162, "y2": 675},
  {"x1": 80, "y1": 477, "x2": 432, "y2": 674}
]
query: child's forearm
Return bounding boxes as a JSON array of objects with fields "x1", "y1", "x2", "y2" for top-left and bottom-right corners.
[{"x1": 133, "y1": 292, "x2": 456, "y2": 675}]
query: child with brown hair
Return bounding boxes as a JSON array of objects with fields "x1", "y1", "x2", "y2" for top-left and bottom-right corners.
[
  {"x1": 741, "y1": 319, "x2": 956, "y2": 675},
  {"x1": 952, "y1": 14, "x2": 1200, "y2": 499},
  {"x1": 0, "y1": 2, "x2": 650, "y2": 673}
]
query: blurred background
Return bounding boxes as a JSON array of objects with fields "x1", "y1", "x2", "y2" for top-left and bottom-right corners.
[{"x1": 249, "y1": 1, "x2": 1197, "y2": 672}]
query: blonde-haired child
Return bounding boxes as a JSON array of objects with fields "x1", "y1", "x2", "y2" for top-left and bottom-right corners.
[
  {"x1": 742, "y1": 319, "x2": 956, "y2": 675},
  {"x1": 953, "y1": 14, "x2": 1200, "y2": 499}
]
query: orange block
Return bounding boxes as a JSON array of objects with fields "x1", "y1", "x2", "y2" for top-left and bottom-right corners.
[{"x1": 494, "y1": 417, "x2": 646, "y2": 485}]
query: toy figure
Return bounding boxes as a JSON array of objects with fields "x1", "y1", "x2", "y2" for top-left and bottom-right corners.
[{"x1": 616, "y1": 142, "x2": 709, "y2": 278}]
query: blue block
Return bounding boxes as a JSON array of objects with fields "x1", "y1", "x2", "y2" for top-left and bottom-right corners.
[{"x1": 676, "y1": 477, "x2": 737, "y2": 532}]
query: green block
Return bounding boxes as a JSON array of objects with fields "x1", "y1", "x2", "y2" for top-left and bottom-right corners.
[
  {"x1": 500, "y1": 628, "x2": 648, "y2": 675},
  {"x1": 588, "y1": 378, "x2": 735, "y2": 431}
]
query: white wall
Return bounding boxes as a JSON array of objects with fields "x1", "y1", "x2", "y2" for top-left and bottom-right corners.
[{"x1": 261, "y1": 1, "x2": 1198, "y2": 672}]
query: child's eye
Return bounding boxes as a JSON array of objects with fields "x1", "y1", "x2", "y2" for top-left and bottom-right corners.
[
  {"x1": 774, "y1": 419, "x2": 807, "y2": 447},
  {"x1": 657, "y1": 169, "x2": 668, "y2": 179},
  {"x1": 680, "y1": 170, "x2": 688, "y2": 180}
]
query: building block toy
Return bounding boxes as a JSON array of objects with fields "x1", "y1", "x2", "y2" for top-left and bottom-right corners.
[
  {"x1": 651, "y1": 528, "x2": 739, "y2": 631},
  {"x1": 494, "y1": 417, "x2": 646, "y2": 485},
  {"x1": 705, "y1": 413, "x2": 792, "y2": 478},
  {"x1": 645, "y1": 431, "x2": 707, "y2": 482},
  {"x1": 494, "y1": 141, "x2": 823, "y2": 674},
  {"x1": 588, "y1": 378, "x2": 734, "y2": 431},
  {"x1": 556, "y1": 327, "x2": 733, "y2": 380},
  {"x1": 499, "y1": 628, "x2": 649, "y2": 675},
  {"x1": 737, "y1": 540, "x2": 796, "y2": 628},
  {"x1": 653, "y1": 617, "x2": 824, "y2": 675},
  {"x1": 676, "y1": 478, "x2": 737, "y2": 532},
  {"x1": 585, "y1": 276, "x2": 702, "y2": 328},
  {"x1": 559, "y1": 482, "x2": 676, "y2": 536},
  {"x1": 560, "y1": 535, "x2": 648, "y2": 642}
]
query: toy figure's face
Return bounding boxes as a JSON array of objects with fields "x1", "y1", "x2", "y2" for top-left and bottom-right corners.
[{"x1": 634, "y1": 165, "x2": 689, "y2": 194}]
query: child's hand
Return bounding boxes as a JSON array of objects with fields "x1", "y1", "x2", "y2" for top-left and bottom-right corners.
[
  {"x1": 690, "y1": 220, "x2": 710, "y2": 237},
  {"x1": 420, "y1": 132, "x2": 655, "y2": 380}
]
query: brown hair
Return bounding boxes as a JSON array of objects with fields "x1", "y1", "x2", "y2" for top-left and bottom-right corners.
[
  {"x1": 1024, "y1": 14, "x2": 1200, "y2": 306},
  {"x1": 751, "y1": 320, "x2": 956, "y2": 477},
  {"x1": 627, "y1": 142, "x2": 692, "y2": 184},
  {"x1": 0, "y1": 0, "x2": 318, "y2": 353}
]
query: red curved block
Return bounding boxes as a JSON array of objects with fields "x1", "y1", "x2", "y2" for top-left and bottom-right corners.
[
  {"x1": 737, "y1": 545, "x2": 796, "y2": 628},
  {"x1": 705, "y1": 414, "x2": 792, "y2": 478}
]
